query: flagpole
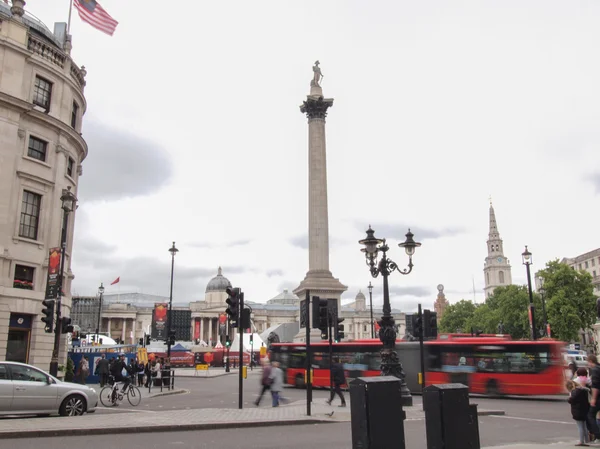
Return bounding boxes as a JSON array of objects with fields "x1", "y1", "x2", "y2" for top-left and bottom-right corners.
[{"x1": 67, "y1": 0, "x2": 73, "y2": 34}]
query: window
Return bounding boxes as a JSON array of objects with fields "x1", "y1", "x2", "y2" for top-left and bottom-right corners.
[
  {"x1": 71, "y1": 101, "x2": 79, "y2": 128},
  {"x1": 579, "y1": 264, "x2": 582, "y2": 270},
  {"x1": 27, "y1": 136, "x2": 47, "y2": 162},
  {"x1": 585, "y1": 261, "x2": 589, "y2": 269},
  {"x1": 9, "y1": 364, "x2": 47, "y2": 382},
  {"x1": 499, "y1": 271, "x2": 505, "y2": 283},
  {"x1": 67, "y1": 157, "x2": 74, "y2": 177},
  {"x1": 33, "y1": 76, "x2": 52, "y2": 111},
  {"x1": 592, "y1": 259, "x2": 596, "y2": 267},
  {"x1": 19, "y1": 191, "x2": 41, "y2": 240},
  {"x1": 594, "y1": 271, "x2": 597, "y2": 278},
  {"x1": 14, "y1": 265, "x2": 34, "y2": 290},
  {"x1": 486, "y1": 272, "x2": 490, "y2": 284},
  {"x1": 0, "y1": 364, "x2": 7, "y2": 380}
]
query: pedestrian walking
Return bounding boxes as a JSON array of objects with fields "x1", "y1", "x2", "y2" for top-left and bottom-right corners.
[
  {"x1": 269, "y1": 361, "x2": 286, "y2": 407},
  {"x1": 78, "y1": 356, "x2": 90, "y2": 385},
  {"x1": 326, "y1": 361, "x2": 347, "y2": 407},
  {"x1": 586, "y1": 354, "x2": 600, "y2": 441},
  {"x1": 95, "y1": 353, "x2": 110, "y2": 387},
  {"x1": 254, "y1": 359, "x2": 272, "y2": 406},
  {"x1": 568, "y1": 379, "x2": 591, "y2": 446}
]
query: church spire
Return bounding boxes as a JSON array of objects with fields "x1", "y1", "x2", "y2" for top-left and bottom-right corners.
[{"x1": 488, "y1": 203, "x2": 500, "y2": 240}]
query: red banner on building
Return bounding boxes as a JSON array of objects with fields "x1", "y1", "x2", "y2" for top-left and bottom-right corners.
[
  {"x1": 44, "y1": 247, "x2": 61, "y2": 299},
  {"x1": 151, "y1": 303, "x2": 168, "y2": 339}
]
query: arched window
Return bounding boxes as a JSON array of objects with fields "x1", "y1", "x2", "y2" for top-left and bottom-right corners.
[
  {"x1": 499, "y1": 271, "x2": 505, "y2": 283},
  {"x1": 486, "y1": 272, "x2": 490, "y2": 285}
]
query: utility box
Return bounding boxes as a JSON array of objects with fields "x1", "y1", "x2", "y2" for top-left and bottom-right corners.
[
  {"x1": 423, "y1": 383, "x2": 480, "y2": 449},
  {"x1": 350, "y1": 376, "x2": 406, "y2": 449}
]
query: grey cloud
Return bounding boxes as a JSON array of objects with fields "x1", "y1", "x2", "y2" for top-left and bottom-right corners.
[
  {"x1": 355, "y1": 222, "x2": 465, "y2": 241},
  {"x1": 187, "y1": 239, "x2": 252, "y2": 249},
  {"x1": 71, "y1": 234, "x2": 249, "y2": 299},
  {"x1": 590, "y1": 173, "x2": 600, "y2": 194},
  {"x1": 289, "y1": 235, "x2": 308, "y2": 249},
  {"x1": 387, "y1": 285, "x2": 431, "y2": 298},
  {"x1": 79, "y1": 121, "x2": 173, "y2": 201},
  {"x1": 266, "y1": 269, "x2": 284, "y2": 277}
]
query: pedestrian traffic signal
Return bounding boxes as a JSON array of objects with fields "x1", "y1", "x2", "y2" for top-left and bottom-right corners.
[
  {"x1": 41, "y1": 299, "x2": 55, "y2": 333},
  {"x1": 423, "y1": 309, "x2": 438, "y2": 339},
  {"x1": 241, "y1": 308, "x2": 251, "y2": 330},
  {"x1": 413, "y1": 315, "x2": 423, "y2": 338},
  {"x1": 334, "y1": 317, "x2": 345, "y2": 342},
  {"x1": 316, "y1": 297, "x2": 329, "y2": 340},
  {"x1": 168, "y1": 330, "x2": 176, "y2": 346},
  {"x1": 226, "y1": 287, "x2": 241, "y2": 327},
  {"x1": 61, "y1": 317, "x2": 74, "y2": 334},
  {"x1": 225, "y1": 335, "x2": 231, "y2": 348}
]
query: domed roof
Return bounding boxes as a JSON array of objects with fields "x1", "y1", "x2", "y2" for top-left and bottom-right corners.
[
  {"x1": 267, "y1": 289, "x2": 300, "y2": 305},
  {"x1": 355, "y1": 290, "x2": 366, "y2": 300},
  {"x1": 205, "y1": 267, "x2": 232, "y2": 293}
]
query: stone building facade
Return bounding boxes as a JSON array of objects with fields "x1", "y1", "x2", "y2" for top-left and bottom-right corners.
[
  {"x1": 73, "y1": 268, "x2": 406, "y2": 345},
  {"x1": 0, "y1": 2, "x2": 88, "y2": 369},
  {"x1": 560, "y1": 248, "x2": 600, "y2": 296}
]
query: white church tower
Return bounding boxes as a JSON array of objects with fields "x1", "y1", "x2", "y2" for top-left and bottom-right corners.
[{"x1": 483, "y1": 202, "x2": 512, "y2": 299}]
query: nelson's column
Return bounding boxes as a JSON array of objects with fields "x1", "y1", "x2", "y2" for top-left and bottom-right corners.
[{"x1": 294, "y1": 61, "x2": 347, "y2": 341}]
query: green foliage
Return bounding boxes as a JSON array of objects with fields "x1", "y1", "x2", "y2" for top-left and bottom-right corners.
[
  {"x1": 537, "y1": 260, "x2": 597, "y2": 342},
  {"x1": 468, "y1": 285, "x2": 543, "y2": 339},
  {"x1": 439, "y1": 300, "x2": 477, "y2": 333},
  {"x1": 65, "y1": 357, "x2": 75, "y2": 382}
]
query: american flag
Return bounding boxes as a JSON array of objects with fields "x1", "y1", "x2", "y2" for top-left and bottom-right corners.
[{"x1": 73, "y1": 0, "x2": 118, "y2": 36}]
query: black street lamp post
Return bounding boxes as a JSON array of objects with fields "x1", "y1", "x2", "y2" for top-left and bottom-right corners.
[
  {"x1": 95, "y1": 282, "x2": 104, "y2": 343},
  {"x1": 368, "y1": 281, "x2": 374, "y2": 339},
  {"x1": 49, "y1": 187, "x2": 77, "y2": 377},
  {"x1": 522, "y1": 246, "x2": 537, "y2": 341},
  {"x1": 166, "y1": 242, "x2": 179, "y2": 358},
  {"x1": 359, "y1": 225, "x2": 421, "y2": 407},
  {"x1": 539, "y1": 277, "x2": 548, "y2": 337}
]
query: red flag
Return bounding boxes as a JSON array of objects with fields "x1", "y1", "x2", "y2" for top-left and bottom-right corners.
[
  {"x1": 74, "y1": 0, "x2": 118, "y2": 36},
  {"x1": 110, "y1": 277, "x2": 120, "y2": 285}
]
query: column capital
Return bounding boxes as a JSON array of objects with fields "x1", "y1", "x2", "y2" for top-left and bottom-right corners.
[{"x1": 300, "y1": 96, "x2": 334, "y2": 120}]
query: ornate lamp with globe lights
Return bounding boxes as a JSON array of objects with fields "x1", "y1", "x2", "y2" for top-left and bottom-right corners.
[{"x1": 359, "y1": 225, "x2": 421, "y2": 406}]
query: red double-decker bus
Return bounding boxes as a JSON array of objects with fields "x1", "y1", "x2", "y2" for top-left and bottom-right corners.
[{"x1": 269, "y1": 336, "x2": 566, "y2": 396}]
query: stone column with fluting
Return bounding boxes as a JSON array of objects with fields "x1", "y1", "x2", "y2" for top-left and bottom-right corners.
[{"x1": 294, "y1": 63, "x2": 347, "y2": 341}]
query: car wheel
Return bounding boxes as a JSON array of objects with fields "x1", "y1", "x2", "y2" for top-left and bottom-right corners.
[{"x1": 59, "y1": 394, "x2": 87, "y2": 416}]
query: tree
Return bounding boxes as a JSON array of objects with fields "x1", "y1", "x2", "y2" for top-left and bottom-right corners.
[
  {"x1": 537, "y1": 260, "x2": 597, "y2": 342},
  {"x1": 439, "y1": 300, "x2": 477, "y2": 333},
  {"x1": 473, "y1": 285, "x2": 544, "y2": 339}
]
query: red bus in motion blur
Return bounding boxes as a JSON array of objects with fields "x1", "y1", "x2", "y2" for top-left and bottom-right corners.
[{"x1": 269, "y1": 336, "x2": 565, "y2": 396}]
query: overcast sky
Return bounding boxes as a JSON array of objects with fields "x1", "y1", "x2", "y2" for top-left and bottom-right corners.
[{"x1": 28, "y1": 1, "x2": 600, "y2": 312}]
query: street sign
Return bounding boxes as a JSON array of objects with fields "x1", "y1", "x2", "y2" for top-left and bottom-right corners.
[
  {"x1": 260, "y1": 346, "x2": 267, "y2": 357},
  {"x1": 195, "y1": 364, "x2": 209, "y2": 371}
]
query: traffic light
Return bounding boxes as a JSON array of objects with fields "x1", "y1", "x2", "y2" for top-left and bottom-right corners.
[
  {"x1": 138, "y1": 338, "x2": 144, "y2": 346},
  {"x1": 316, "y1": 297, "x2": 329, "y2": 340},
  {"x1": 225, "y1": 335, "x2": 231, "y2": 348},
  {"x1": 168, "y1": 330, "x2": 176, "y2": 346},
  {"x1": 226, "y1": 287, "x2": 241, "y2": 327},
  {"x1": 423, "y1": 310, "x2": 438, "y2": 339},
  {"x1": 41, "y1": 299, "x2": 55, "y2": 333},
  {"x1": 61, "y1": 317, "x2": 74, "y2": 334},
  {"x1": 241, "y1": 308, "x2": 251, "y2": 330},
  {"x1": 413, "y1": 315, "x2": 423, "y2": 338},
  {"x1": 334, "y1": 317, "x2": 345, "y2": 342},
  {"x1": 145, "y1": 334, "x2": 151, "y2": 345}
]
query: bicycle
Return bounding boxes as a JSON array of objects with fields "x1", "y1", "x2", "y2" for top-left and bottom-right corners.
[{"x1": 99, "y1": 376, "x2": 142, "y2": 407}]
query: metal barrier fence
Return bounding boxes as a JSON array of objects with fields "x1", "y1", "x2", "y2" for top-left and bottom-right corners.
[{"x1": 147, "y1": 369, "x2": 175, "y2": 394}]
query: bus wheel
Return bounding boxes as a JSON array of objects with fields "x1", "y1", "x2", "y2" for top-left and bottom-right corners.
[
  {"x1": 295, "y1": 374, "x2": 306, "y2": 389},
  {"x1": 486, "y1": 379, "x2": 502, "y2": 397}
]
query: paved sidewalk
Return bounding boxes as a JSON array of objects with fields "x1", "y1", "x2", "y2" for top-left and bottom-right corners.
[
  {"x1": 0, "y1": 400, "x2": 505, "y2": 439},
  {"x1": 483, "y1": 444, "x2": 597, "y2": 448}
]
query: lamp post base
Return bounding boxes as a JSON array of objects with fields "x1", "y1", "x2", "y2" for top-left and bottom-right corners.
[
  {"x1": 49, "y1": 360, "x2": 59, "y2": 377},
  {"x1": 380, "y1": 347, "x2": 413, "y2": 406}
]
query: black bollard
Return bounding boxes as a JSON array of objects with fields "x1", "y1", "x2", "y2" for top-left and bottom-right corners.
[
  {"x1": 350, "y1": 376, "x2": 406, "y2": 449},
  {"x1": 423, "y1": 383, "x2": 480, "y2": 449}
]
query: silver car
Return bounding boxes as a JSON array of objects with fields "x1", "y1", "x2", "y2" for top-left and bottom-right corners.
[{"x1": 0, "y1": 361, "x2": 98, "y2": 416}]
